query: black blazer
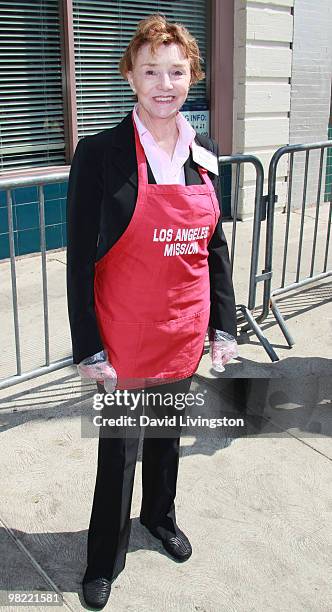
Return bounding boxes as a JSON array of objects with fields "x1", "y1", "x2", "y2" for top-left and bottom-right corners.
[{"x1": 66, "y1": 110, "x2": 237, "y2": 364}]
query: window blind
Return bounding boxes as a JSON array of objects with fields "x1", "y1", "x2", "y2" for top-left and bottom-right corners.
[
  {"x1": 72, "y1": 0, "x2": 208, "y2": 138},
  {"x1": 0, "y1": 0, "x2": 65, "y2": 171}
]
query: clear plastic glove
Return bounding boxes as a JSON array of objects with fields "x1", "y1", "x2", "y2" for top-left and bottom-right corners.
[
  {"x1": 77, "y1": 349, "x2": 117, "y2": 393},
  {"x1": 208, "y1": 328, "x2": 239, "y2": 372}
]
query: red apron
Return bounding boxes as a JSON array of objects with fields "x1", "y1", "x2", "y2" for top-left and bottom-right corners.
[{"x1": 94, "y1": 114, "x2": 220, "y2": 390}]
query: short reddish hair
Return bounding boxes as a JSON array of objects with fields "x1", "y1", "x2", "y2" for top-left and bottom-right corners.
[{"x1": 119, "y1": 13, "x2": 205, "y2": 85}]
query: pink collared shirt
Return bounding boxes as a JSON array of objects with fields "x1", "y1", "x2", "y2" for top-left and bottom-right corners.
[{"x1": 132, "y1": 102, "x2": 196, "y2": 185}]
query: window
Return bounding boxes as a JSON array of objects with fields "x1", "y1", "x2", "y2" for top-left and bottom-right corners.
[
  {"x1": 0, "y1": 0, "x2": 65, "y2": 171},
  {"x1": 0, "y1": 0, "x2": 208, "y2": 169},
  {"x1": 73, "y1": 0, "x2": 208, "y2": 137}
]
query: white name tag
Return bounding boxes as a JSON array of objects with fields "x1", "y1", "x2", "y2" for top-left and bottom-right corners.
[{"x1": 191, "y1": 141, "x2": 219, "y2": 176}]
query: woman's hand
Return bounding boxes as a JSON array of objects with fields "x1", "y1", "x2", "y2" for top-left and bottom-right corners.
[
  {"x1": 208, "y1": 328, "x2": 239, "y2": 372},
  {"x1": 77, "y1": 350, "x2": 117, "y2": 392}
]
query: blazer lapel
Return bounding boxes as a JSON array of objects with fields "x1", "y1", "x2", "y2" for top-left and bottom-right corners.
[
  {"x1": 109, "y1": 111, "x2": 139, "y2": 190},
  {"x1": 184, "y1": 147, "x2": 204, "y2": 185}
]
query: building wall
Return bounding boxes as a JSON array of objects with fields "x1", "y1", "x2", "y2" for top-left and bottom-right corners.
[
  {"x1": 289, "y1": 0, "x2": 332, "y2": 209},
  {"x1": 233, "y1": 0, "x2": 294, "y2": 220}
]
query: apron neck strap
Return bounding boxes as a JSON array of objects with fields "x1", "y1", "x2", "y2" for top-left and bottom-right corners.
[{"x1": 132, "y1": 113, "x2": 149, "y2": 185}]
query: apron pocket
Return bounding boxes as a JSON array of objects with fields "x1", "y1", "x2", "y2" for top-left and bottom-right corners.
[{"x1": 134, "y1": 316, "x2": 196, "y2": 378}]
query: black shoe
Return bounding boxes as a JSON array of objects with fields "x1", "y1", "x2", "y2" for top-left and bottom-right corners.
[
  {"x1": 82, "y1": 576, "x2": 112, "y2": 610},
  {"x1": 140, "y1": 517, "x2": 192, "y2": 561}
]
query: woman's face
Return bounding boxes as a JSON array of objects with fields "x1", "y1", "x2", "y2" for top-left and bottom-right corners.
[{"x1": 126, "y1": 42, "x2": 191, "y2": 120}]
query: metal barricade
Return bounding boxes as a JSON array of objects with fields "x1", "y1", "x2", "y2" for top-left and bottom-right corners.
[
  {"x1": 219, "y1": 154, "x2": 279, "y2": 361},
  {"x1": 0, "y1": 170, "x2": 71, "y2": 390},
  {"x1": 260, "y1": 141, "x2": 332, "y2": 348},
  {"x1": 1, "y1": 159, "x2": 273, "y2": 389},
  {"x1": 1, "y1": 141, "x2": 330, "y2": 388}
]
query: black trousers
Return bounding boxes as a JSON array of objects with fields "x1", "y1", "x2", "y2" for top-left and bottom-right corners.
[{"x1": 84, "y1": 376, "x2": 193, "y2": 583}]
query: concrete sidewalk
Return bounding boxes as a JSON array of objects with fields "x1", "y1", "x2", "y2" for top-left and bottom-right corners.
[{"x1": 0, "y1": 206, "x2": 331, "y2": 610}]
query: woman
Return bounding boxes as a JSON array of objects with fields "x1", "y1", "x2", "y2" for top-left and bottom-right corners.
[{"x1": 66, "y1": 14, "x2": 238, "y2": 610}]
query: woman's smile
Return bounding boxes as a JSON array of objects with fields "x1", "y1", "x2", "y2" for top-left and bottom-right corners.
[{"x1": 153, "y1": 95, "x2": 176, "y2": 104}]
